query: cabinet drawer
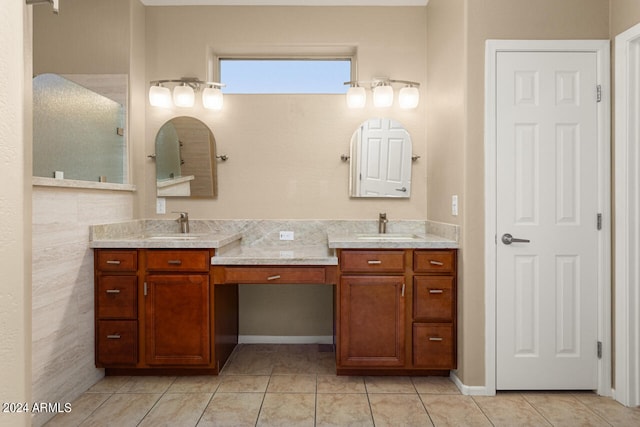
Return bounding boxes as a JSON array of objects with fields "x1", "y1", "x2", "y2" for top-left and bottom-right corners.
[
  {"x1": 96, "y1": 250, "x2": 137, "y2": 272},
  {"x1": 97, "y1": 320, "x2": 137, "y2": 366},
  {"x1": 413, "y1": 276, "x2": 454, "y2": 321},
  {"x1": 223, "y1": 267, "x2": 326, "y2": 284},
  {"x1": 414, "y1": 250, "x2": 455, "y2": 274},
  {"x1": 413, "y1": 323, "x2": 455, "y2": 369},
  {"x1": 340, "y1": 250, "x2": 405, "y2": 273},
  {"x1": 146, "y1": 250, "x2": 210, "y2": 272},
  {"x1": 97, "y1": 276, "x2": 137, "y2": 319}
]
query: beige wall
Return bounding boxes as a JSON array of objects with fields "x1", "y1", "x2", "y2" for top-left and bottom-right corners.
[
  {"x1": 33, "y1": 0, "x2": 129, "y2": 74},
  {"x1": 0, "y1": 3, "x2": 31, "y2": 427},
  {"x1": 141, "y1": 6, "x2": 428, "y2": 339},
  {"x1": 611, "y1": 0, "x2": 640, "y2": 37},
  {"x1": 142, "y1": 6, "x2": 428, "y2": 221}
]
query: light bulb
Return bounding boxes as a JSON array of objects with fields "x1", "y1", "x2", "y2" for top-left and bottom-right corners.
[
  {"x1": 148, "y1": 85, "x2": 172, "y2": 108},
  {"x1": 346, "y1": 86, "x2": 366, "y2": 109},
  {"x1": 373, "y1": 85, "x2": 394, "y2": 108},
  {"x1": 202, "y1": 87, "x2": 223, "y2": 110},
  {"x1": 398, "y1": 86, "x2": 420, "y2": 109},
  {"x1": 173, "y1": 84, "x2": 195, "y2": 108}
]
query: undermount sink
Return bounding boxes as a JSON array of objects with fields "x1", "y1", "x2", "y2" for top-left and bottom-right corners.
[{"x1": 355, "y1": 233, "x2": 421, "y2": 240}]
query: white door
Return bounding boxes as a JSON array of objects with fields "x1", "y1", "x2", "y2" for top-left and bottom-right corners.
[
  {"x1": 358, "y1": 118, "x2": 411, "y2": 197},
  {"x1": 496, "y1": 51, "x2": 600, "y2": 389}
]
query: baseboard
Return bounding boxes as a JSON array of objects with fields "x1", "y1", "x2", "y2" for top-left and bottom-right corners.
[
  {"x1": 238, "y1": 335, "x2": 334, "y2": 345},
  {"x1": 450, "y1": 371, "x2": 494, "y2": 396}
]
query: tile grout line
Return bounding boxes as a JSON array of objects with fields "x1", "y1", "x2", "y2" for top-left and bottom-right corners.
[
  {"x1": 193, "y1": 379, "x2": 220, "y2": 427},
  {"x1": 135, "y1": 376, "x2": 177, "y2": 426},
  {"x1": 520, "y1": 393, "x2": 563, "y2": 427},
  {"x1": 411, "y1": 377, "x2": 436, "y2": 427},
  {"x1": 468, "y1": 395, "x2": 496, "y2": 427}
]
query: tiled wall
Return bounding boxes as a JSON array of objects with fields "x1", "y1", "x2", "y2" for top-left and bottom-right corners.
[{"x1": 31, "y1": 185, "x2": 134, "y2": 427}]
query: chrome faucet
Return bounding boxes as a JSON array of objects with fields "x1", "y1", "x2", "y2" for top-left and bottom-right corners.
[
  {"x1": 378, "y1": 212, "x2": 388, "y2": 234},
  {"x1": 174, "y1": 212, "x2": 190, "y2": 233}
]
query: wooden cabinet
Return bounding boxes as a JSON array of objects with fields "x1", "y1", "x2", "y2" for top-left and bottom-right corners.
[
  {"x1": 337, "y1": 248, "x2": 457, "y2": 374},
  {"x1": 339, "y1": 275, "x2": 405, "y2": 367},
  {"x1": 145, "y1": 250, "x2": 210, "y2": 366},
  {"x1": 94, "y1": 250, "x2": 138, "y2": 368},
  {"x1": 94, "y1": 248, "x2": 235, "y2": 374},
  {"x1": 412, "y1": 249, "x2": 457, "y2": 370}
]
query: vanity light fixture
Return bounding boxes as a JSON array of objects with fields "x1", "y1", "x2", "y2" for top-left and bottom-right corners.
[
  {"x1": 148, "y1": 78, "x2": 225, "y2": 110},
  {"x1": 344, "y1": 78, "x2": 420, "y2": 109}
]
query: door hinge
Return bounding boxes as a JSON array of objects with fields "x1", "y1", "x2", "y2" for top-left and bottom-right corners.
[
  {"x1": 597, "y1": 341, "x2": 602, "y2": 359},
  {"x1": 596, "y1": 85, "x2": 602, "y2": 102},
  {"x1": 597, "y1": 213, "x2": 603, "y2": 230},
  {"x1": 143, "y1": 282, "x2": 147, "y2": 296}
]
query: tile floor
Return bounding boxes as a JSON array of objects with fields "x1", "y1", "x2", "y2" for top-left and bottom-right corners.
[{"x1": 45, "y1": 344, "x2": 640, "y2": 426}]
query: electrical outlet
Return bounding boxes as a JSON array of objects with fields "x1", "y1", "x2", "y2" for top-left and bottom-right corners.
[
  {"x1": 452, "y1": 195, "x2": 459, "y2": 216},
  {"x1": 156, "y1": 197, "x2": 166, "y2": 214},
  {"x1": 279, "y1": 231, "x2": 294, "y2": 240}
]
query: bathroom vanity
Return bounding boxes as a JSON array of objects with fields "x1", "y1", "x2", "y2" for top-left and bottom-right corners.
[{"x1": 90, "y1": 219, "x2": 458, "y2": 376}]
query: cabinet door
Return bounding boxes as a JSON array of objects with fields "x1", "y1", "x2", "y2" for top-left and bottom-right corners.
[
  {"x1": 145, "y1": 274, "x2": 210, "y2": 365},
  {"x1": 339, "y1": 275, "x2": 405, "y2": 367}
]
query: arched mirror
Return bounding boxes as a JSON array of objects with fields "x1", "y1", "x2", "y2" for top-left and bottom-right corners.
[
  {"x1": 349, "y1": 118, "x2": 412, "y2": 198},
  {"x1": 155, "y1": 117, "x2": 217, "y2": 198}
]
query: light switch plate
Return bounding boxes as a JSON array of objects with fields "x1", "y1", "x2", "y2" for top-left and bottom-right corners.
[
  {"x1": 279, "y1": 231, "x2": 294, "y2": 240},
  {"x1": 156, "y1": 197, "x2": 166, "y2": 214},
  {"x1": 452, "y1": 195, "x2": 459, "y2": 216}
]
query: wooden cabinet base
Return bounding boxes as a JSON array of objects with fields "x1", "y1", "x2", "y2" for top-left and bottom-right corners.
[{"x1": 105, "y1": 367, "x2": 220, "y2": 376}]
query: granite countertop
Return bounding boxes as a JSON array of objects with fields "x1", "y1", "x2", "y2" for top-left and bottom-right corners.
[
  {"x1": 89, "y1": 219, "x2": 459, "y2": 264},
  {"x1": 212, "y1": 242, "x2": 338, "y2": 265},
  {"x1": 89, "y1": 232, "x2": 242, "y2": 249},
  {"x1": 327, "y1": 232, "x2": 458, "y2": 249}
]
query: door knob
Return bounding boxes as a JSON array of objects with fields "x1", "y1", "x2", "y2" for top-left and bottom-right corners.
[{"x1": 501, "y1": 233, "x2": 530, "y2": 245}]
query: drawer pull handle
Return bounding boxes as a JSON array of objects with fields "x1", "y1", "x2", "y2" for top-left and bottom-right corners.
[
  {"x1": 106, "y1": 260, "x2": 121, "y2": 265},
  {"x1": 429, "y1": 260, "x2": 444, "y2": 266},
  {"x1": 167, "y1": 260, "x2": 182, "y2": 265},
  {"x1": 401, "y1": 283, "x2": 405, "y2": 297},
  {"x1": 105, "y1": 289, "x2": 121, "y2": 294},
  {"x1": 429, "y1": 337, "x2": 443, "y2": 342},
  {"x1": 367, "y1": 260, "x2": 382, "y2": 265},
  {"x1": 429, "y1": 289, "x2": 444, "y2": 294},
  {"x1": 106, "y1": 334, "x2": 121, "y2": 339},
  {"x1": 267, "y1": 275, "x2": 281, "y2": 281}
]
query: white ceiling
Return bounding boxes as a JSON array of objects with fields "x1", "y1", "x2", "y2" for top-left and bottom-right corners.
[{"x1": 140, "y1": 1, "x2": 428, "y2": 6}]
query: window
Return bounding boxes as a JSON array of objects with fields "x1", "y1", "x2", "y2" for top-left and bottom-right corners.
[{"x1": 219, "y1": 58, "x2": 351, "y2": 94}]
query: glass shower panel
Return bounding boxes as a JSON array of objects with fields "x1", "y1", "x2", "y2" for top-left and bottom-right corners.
[{"x1": 33, "y1": 74, "x2": 126, "y2": 183}]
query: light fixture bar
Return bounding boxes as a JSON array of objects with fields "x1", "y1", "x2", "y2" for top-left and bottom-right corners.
[
  {"x1": 343, "y1": 79, "x2": 420, "y2": 88},
  {"x1": 343, "y1": 78, "x2": 421, "y2": 109},
  {"x1": 148, "y1": 77, "x2": 226, "y2": 109},
  {"x1": 149, "y1": 78, "x2": 226, "y2": 89}
]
